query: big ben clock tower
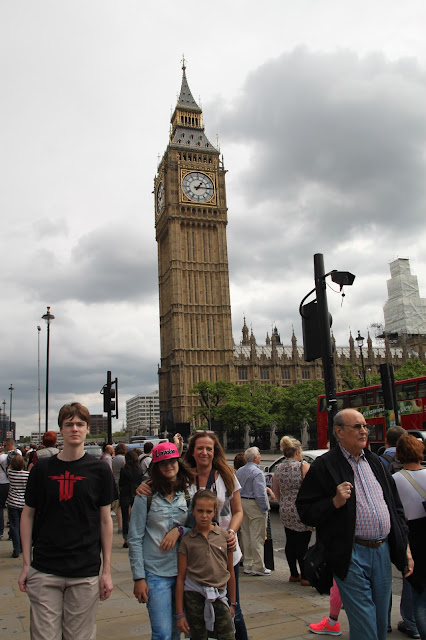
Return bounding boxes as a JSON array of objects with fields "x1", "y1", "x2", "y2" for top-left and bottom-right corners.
[{"x1": 155, "y1": 62, "x2": 234, "y2": 432}]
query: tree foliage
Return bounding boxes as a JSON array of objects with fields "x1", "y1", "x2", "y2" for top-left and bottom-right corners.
[
  {"x1": 275, "y1": 380, "x2": 324, "y2": 439},
  {"x1": 394, "y1": 358, "x2": 426, "y2": 381},
  {"x1": 190, "y1": 379, "x2": 325, "y2": 448}
]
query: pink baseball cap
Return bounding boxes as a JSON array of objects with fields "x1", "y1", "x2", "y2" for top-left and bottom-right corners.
[{"x1": 152, "y1": 442, "x2": 180, "y2": 464}]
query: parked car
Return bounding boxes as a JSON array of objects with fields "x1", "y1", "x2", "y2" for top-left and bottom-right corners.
[
  {"x1": 125, "y1": 438, "x2": 168, "y2": 451},
  {"x1": 84, "y1": 444, "x2": 103, "y2": 458},
  {"x1": 263, "y1": 449, "x2": 328, "y2": 506},
  {"x1": 406, "y1": 429, "x2": 426, "y2": 442}
]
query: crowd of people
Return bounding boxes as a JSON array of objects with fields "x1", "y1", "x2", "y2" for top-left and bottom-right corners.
[{"x1": 1, "y1": 404, "x2": 426, "y2": 640}]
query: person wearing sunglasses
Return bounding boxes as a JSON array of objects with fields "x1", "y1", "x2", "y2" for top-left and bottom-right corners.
[{"x1": 297, "y1": 409, "x2": 412, "y2": 640}]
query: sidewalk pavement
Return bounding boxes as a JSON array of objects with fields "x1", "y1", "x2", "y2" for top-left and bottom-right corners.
[{"x1": 0, "y1": 518, "x2": 405, "y2": 640}]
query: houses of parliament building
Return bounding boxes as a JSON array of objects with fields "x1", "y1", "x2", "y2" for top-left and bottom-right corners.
[{"x1": 154, "y1": 64, "x2": 426, "y2": 432}]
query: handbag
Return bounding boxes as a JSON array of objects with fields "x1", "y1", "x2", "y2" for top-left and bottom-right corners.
[
  {"x1": 264, "y1": 512, "x2": 274, "y2": 570},
  {"x1": 303, "y1": 537, "x2": 333, "y2": 595}
]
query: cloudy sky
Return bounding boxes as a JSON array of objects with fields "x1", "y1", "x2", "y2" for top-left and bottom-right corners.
[{"x1": 2, "y1": 1, "x2": 426, "y2": 437}]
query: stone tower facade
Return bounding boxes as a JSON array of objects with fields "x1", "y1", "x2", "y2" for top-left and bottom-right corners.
[{"x1": 155, "y1": 65, "x2": 234, "y2": 430}]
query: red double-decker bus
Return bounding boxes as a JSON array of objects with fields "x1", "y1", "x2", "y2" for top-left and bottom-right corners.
[{"x1": 317, "y1": 376, "x2": 426, "y2": 452}]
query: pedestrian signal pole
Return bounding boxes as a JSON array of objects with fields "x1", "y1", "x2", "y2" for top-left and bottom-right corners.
[
  {"x1": 299, "y1": 254, "x2": 355, "y2": 448},
  {"x1": 101, "y1": 371, "x2": 118, "y2": 444}
]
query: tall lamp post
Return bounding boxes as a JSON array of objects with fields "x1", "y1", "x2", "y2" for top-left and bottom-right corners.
[
  {"x1": 356, "y1": 330, "x2": 367, "y2": 387},
  {"x1": 2, "y1": 400, "x2": 5, "y2": 438},
  {"x1": 37, "y1": 325, "x2": 42, "y2": 443},
  {"x1": 9, "y1": 384, "x2": 14, "y2": 437},
  {"x1": 42, "y1": 306, "x2": 55, "y2": 432}
]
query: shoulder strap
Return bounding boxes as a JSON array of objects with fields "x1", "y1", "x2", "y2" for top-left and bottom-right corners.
[
  {"x1": 184, "y1": 487, "x2": 191, "y2": 509},
  {"x1": 196, "y1": 468, "x2": 216, "y2": 491},
  {"x1": 380, "y1": 453, "x2": 394, "y2": 464},
  {"x1": 399, "y1": 469, "x2": 426, "y2": 501}
]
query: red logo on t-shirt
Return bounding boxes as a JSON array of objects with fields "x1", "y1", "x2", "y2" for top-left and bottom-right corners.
[{"x1": 49, "y1": 470, "x2": 85, "y2": 501}]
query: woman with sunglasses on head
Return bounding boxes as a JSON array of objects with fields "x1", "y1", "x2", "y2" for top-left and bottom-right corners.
[
  {"x1": 136, "y1": 430, "x2": 248, "y2": 640},
  {"x1": 272, "y1": 436, "x2": 312, "y2": 586},
  {"x1": 128, "y1": 442, "x2": 194, "y2": 640}
]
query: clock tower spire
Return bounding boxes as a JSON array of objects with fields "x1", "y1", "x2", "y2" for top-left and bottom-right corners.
[{"x1": 155, "y1": 64, "x2": 234, "y2": 433}]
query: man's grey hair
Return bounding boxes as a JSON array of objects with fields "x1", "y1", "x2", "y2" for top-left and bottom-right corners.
[
  {"x1": 333, "y1": 410, "x2": 346, "y2": 437},
  {"x1": 245, "y1": 446, "x2": 260, "y2": 463},
  {"x1": 386, "y1": 425, "x2": 406, "y2": 447}
]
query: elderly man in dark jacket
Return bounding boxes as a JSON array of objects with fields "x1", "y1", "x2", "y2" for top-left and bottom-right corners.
[{"x1": 296, "y1": 409, "x2": 413, "y2": 640}]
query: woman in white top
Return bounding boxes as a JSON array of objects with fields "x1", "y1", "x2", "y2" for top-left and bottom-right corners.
[{"x1": 393, "y1": 434, "x2": 426, "y2": 640}]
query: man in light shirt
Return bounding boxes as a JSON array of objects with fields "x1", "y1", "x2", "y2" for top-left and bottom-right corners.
[{"x1": 236, "y1": 446, "x2": 271, "y2": 576}]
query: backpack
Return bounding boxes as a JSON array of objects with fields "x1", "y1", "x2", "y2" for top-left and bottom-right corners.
[
  {"x1": 380, "y1": 452, "x2": 403, "y2": 475},
  {"x1": 6, "y1": 450, "x2": 19, "y2": 466},
  {"x1": 139, "y1": 454, "x2": 152, "y2": 481}
]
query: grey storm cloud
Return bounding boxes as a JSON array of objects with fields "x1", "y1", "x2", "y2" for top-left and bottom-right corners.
[
  {"x1": 21, "y1": 225, "x2": 158, "y2": 304},
  {"x1": 207, "y1": 48, "x2": 426, "y2": 296},
  {"x1": 211, "y1": 48, "x2": 426, "y2": 231}
]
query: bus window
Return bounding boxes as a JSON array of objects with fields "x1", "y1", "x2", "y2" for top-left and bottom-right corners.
[
  {"x1": 349, "y1": 392, "x2": 365, "y2": 408},
  {"x1": 375, "y1": 388, "x2": 383, "y2": 404},
  {"x1": 368, "y1": 424, "x2": 376, "y2": 439},
  {"x1": 366, "y1": 390, "x2": 375, "y2": 405},
  {"x1": 319, "y1": 398, "x2": 327, "y2": 412},
  {"x1": 336, "y1": 396, "x2": 348, "y2": 410},
  {"x1": 376, "y1": 424, "x2": 384, "y2": 441},
  {"x1": 418, "y1": 381, "x2": 426, "y2": 398},
  {"x1": 398, "y1": 382, "x2": 417, "y2": 401}
]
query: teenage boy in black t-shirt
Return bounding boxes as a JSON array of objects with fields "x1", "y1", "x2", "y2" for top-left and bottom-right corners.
[{"x1": 18, "y1": 402, "x2": 114, "y2": 640}]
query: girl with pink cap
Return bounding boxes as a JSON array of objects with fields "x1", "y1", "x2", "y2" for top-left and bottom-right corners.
[{"x1": 128, "y1": 442, "x2": 194, "y2": 640}]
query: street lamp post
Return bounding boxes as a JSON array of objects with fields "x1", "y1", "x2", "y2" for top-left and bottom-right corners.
[
  {"x1": 42, "y1": 306, "x2": 55, "y2": 432},
  {"x1": 37, "y1": 325, "x2": 42, "y2": 443},
  {"x1": 0, "y1": 401, "x2": 3, "y2": 439},
  {"x1": 9, "y1": 384, "x2": 14, "y2": 437},
  {"x1": 356, "y1": 330, "x2": 367, "y2": 387}
]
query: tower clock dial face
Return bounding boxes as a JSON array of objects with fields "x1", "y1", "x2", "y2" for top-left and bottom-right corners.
[
  {"x1": 182, "y1": 172, "x2": 215, "y2": 203},
  {"x1": 156, "y1": 182, "x2": 164, "y2": 213}
]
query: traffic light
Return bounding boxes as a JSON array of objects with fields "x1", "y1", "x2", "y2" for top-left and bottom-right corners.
[
  {"x1": 101, "y1": 371, "x2": 118, "y2": 445},
  {"x1": 101, "y1": 371, "x2": 118, "y2": 419},
  {"x1": 301, "y1": 300, "x2": 333, "y2": 362},
  {"x1": 103, "y1": 385, "x2": 116, "y2": 414}
]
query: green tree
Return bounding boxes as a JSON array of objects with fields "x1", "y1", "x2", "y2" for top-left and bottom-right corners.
[
  {"x1": 394, "y1": 358, "x2": 426, "y2": 381},
  {"x1": 275, "y1": 380, "x2": 324, "y2": 446},
  {"x1": 190, "y1": 381, "x2": 281, "y2": 448},
  {"x1": 340, "y1": 363, "x2": 365, "y2": 390},
  {"x1": 189, "y1": 380, "x2": 234, "y2": 426}
]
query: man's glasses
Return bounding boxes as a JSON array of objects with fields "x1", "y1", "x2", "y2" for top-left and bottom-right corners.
[{"x1": 343, "y1": 423, "x2": 370, "y2": 435}]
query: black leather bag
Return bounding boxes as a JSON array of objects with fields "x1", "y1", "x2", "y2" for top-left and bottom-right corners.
[
  {"x1": 264, "y1": 513, "x2": 274, "y2": 570},
  {"x1": 303, "y1": 538, "x2": 333, "y2": 595}
]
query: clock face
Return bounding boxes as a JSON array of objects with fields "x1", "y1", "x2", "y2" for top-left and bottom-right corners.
[
  {"x1": 156, "y1": 182, "x2": 164, "y2": 213},
  {"x1": 182, "y1": 172, "x2": 215, "y2": 203}
]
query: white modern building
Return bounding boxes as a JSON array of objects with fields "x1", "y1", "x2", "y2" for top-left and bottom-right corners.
[{"x1": 126, "y1": 391, "x2": 160, "y2": 436}]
